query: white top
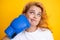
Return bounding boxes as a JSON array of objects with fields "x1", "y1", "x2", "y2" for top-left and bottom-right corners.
[{"x1": 11, "y1": 28, "x2": 54, "y2": 40}]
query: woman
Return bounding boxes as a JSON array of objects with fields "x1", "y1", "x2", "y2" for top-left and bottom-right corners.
[{"x1": 2, "y1": 2, "x2": 54, "y2": 40}]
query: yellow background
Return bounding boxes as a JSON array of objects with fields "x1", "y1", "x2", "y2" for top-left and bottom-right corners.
[{"x1": 0, "y1": 0, "x2": 60, "y2": 40}]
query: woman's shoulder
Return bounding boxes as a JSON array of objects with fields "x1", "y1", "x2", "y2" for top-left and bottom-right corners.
[
  {"x1": 39, "y1": 27, "x2": 52, "y2": 33},
  {"x1": 38, "y1": 27, "x2": 53, "y2": 37},
  {"x1": 38, "y1": 27, "x2": 54, "y2": 40}
]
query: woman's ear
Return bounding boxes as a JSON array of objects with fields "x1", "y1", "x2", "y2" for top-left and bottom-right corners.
[{"x1": 2, "y1": 35, "x2": 10, "y2": 40}]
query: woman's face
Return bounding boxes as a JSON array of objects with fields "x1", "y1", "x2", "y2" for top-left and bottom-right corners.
[{"x1": 26, "y1": 6, "x2": 42, "y2": 26}]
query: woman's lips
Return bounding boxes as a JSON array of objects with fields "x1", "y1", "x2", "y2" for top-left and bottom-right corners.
[{"x1": 31, "y1": 19, "x2": 36, "y2": 22}]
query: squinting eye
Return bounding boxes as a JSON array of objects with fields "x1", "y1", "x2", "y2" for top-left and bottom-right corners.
[{"x1": 37, "y1": 14, "x2": 41, "y2": 17}]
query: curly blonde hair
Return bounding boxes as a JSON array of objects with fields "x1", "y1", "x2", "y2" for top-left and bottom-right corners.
[{"x1": 22, "y1": 2, "x2": 50, "y2": 30}]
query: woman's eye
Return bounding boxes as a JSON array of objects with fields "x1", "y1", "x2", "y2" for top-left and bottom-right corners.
[
  {"x1": 37, "y1": 14, "x2": 41, "y2": 17},
  {"x1": 30, "y1": 12, "x2": 34, "y2": 14}
]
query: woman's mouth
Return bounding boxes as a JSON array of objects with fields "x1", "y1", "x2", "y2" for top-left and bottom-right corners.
[{"x1": 31, "y1": 19, "x2": 36, "y2": 22}]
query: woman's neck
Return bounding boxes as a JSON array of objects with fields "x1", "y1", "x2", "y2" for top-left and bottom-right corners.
[{"x1": 25, "y1": 25, "x2": 38, "y2": 32}]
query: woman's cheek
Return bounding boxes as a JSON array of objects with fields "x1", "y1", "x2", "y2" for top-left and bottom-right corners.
[
  {"x1": 37, "y1": 17, "x2": 41, "y2": 24},
  {"x1": 27, "y1": 16, "x2": 32, "y2": 24}
]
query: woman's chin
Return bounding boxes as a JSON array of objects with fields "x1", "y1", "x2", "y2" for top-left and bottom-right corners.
[
  {"x1": 30, "y1": 20, "x2": 38, "y2": 26},
  {"x1": 31, "y1": 23, "x2": 37, "y2": 26}
]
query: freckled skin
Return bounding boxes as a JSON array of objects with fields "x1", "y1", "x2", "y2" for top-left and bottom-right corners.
[
  {"x1": 25, "y1": 5, "x2": 42, "y2": 32},
  {"x1": 26, "y1": 6, "x2": 42, "y2": 26}
]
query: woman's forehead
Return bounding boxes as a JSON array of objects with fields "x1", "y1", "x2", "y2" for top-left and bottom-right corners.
[{"x1": 28, "y1": 6, "x2": 42, "y2": 13}]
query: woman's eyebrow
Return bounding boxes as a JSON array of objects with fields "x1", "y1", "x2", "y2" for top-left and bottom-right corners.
[
  {"x1": 30, "y1": 10, "x2": 42, "y2": 13},
  {"x1": 29, "y1": 10, "x2": 35, "y2": 12}
]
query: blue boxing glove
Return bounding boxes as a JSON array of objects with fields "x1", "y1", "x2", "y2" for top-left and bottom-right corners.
[{"x1": 5, "y1": 14, "x2": 30, "y2": 39}]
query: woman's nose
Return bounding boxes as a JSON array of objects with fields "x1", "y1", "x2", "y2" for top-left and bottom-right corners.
[{"x1": 33, "y1": 15, "x2": 37, "y2": 19}]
